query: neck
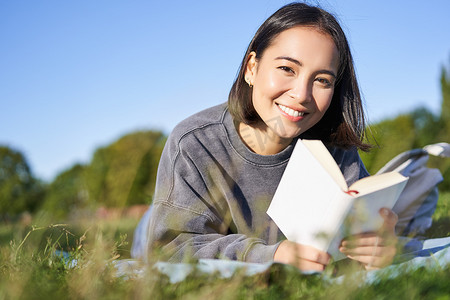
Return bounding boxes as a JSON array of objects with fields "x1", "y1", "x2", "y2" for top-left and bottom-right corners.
[{"x1": 237, "y1": 122, "x2": 292, "y2": 155}]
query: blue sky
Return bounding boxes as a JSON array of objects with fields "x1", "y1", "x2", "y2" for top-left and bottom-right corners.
[{"x1": 1, "y1": 0, "x2": 450, "y2": 181}]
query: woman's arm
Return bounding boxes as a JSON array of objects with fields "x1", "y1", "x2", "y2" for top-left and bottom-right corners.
[
  {"x1": 146, "y1": 131, "x2": 280, "y2": 263},
  {"x1": 148, "y1": 202, "x2": 280, "y2": 262}
]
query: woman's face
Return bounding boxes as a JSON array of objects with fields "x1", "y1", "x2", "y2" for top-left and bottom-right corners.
[{"x1": 245, "y1": 26, "x2": 339, "y2": 143}]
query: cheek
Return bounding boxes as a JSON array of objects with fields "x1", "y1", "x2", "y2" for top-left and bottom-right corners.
[
  {"x1": 315, "y1": 90, "x2": 334, "y2": 112},
  {"x1": 254, "y1": 69, "x2": 290, "y2": 97}
]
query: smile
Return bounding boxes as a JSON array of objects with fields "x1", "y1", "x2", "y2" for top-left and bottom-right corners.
[{"x1": 277, "y1": 104, "x2": 304, "y2": 118}]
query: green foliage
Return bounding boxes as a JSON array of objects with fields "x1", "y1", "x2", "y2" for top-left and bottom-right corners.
[
  {"x1": 84, "y1": 147, "x2": 110, "y2": 207},
  {"x1": 39, "y1": 130, "x2": 166, "y2": 218},
  {"x1": 41, "y1": 164, "x2": 89, "y2": 220},
  {"x1": 362, "y1": 55, "x2": 450, "y2": 193},
  {"x1": 440, "y1": 56, "x2": 450, "y2": 125},
  {"x1": 0, "y1": 216, "x2": 141, "y2": 299},
  {"x1": 424, "y1": 192, "x2": 450, "y2": 238},
  {"x1": 0, "y1": 146, "x2": 45, "y2": 214},
  {"x1": 362, "y1": 106, "x2": 450, "y2": 192},
  {"x1": 361, "y1": 114, "x2": 416, "y2": 174},
  {"x1": 85, "y1": 130, "x2": 166, "y2": 208},
  {"x1": 434, "y1": 58, "x2": 450, "y2": 192},
  {"x1": 1, "y1": 197, "x2": 449, "y2": 299}
]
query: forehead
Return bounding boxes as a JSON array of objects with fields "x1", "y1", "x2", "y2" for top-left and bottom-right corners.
[{"x1": 260, "y1": 26, "x2": 339, "y2": 69}]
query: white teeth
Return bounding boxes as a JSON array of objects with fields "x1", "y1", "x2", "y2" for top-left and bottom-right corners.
[{"x1": 278, "y1": 104, "x2": 304, "y2": 118}]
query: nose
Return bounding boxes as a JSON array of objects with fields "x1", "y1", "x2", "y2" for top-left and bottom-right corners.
[{"x1": 288, "y1": 78, "x2": 312, "y2": 104}]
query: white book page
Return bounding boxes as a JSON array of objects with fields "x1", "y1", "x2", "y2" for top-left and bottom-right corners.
[
  {"x1": 267, "y1": 139, "x2": 353, "y2": 252},
  {"x1": 349, "y1": 172, "x2": 408, "y2": 197},
  {"x1": 347, "y1": 178, "x2": 408, "y2": 234},
  {"x1": 302, "y1": 139, "x2": 348, "y2": 191}
]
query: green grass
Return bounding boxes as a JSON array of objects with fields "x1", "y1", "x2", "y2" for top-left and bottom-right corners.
[
  {"x1": 425, "y1": 192, "x2": 450, "y2": 238},
  {"x1": 1, "y1": 193, "x2": 450, "y2": 299}
]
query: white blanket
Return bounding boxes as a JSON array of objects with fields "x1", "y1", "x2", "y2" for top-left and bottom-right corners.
[{"x1": 114, "y1": 236, "x2": 450, "y2": 284}]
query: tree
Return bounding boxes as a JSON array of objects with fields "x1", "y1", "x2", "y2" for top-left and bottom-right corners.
[
  {"x1": 410, "y1": 107, "x2": 441, "y2": 148},
  {"x1": 85, "y1": 130, "x2": 166, "y2": 207},
  {"x1": 361, "y1": 114, "x2": 416, "y2": 174},
  {"x1": 436, "y1": 56, "x2": 450, "y2": 144},
  {"x1": 433, "y1": 57, "x2": 450, "y2": 191},
  {"x1": 41, "y1": 164, "x2": 88, "y2": 219},
  {"x1": 0, "y1": 146, "x2": 44, "y2": 214},
  {"x1": 126, "y1": 135, "x2": 166, "y2": 206},
  {"x1": 439, "y1": 56, "x2": 450, "y2": 126},
  {"x1": 361, "y1": 55, "x2": 450, "y2": 191}
]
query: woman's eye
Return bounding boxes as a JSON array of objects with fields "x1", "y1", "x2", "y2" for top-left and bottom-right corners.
[
  {"x1": 278, "y1": 66, "x2": 294, "y2": 74},
  {"x1": 315, "y1": 78, "x2": 332, "y2": 87}
]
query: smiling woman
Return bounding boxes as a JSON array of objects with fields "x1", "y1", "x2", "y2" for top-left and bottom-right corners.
[
  {"x1": 239, "y1": 26, "x2": 339, "y2": 155},
  {"x1": 138, "y1": 2, "x2": 399, "y2": 272}
]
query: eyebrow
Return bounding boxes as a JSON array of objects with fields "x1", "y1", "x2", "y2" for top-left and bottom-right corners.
[{"x1": 275, "y1": 56, "x2": 337, "y2": 78}]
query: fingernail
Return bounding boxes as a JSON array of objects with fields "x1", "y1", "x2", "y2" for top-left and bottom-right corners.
[{"x1": 381, "y1": 208, "x2": 389, "y2": 216}]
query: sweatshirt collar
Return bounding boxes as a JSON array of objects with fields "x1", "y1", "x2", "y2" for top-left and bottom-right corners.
[{"x1": 222, "y1": 106, "x2": 294, "y2": 166}]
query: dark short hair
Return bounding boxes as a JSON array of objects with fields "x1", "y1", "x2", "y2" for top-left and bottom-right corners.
[{"x1": 227, "y1": 2, "x2": 370, "y2": 151}]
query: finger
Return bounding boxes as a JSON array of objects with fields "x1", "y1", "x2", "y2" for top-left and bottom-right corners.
[
  {"x1": 296, "y1": 259, "x2": 328, "y2": 272},
  {"x1": 340, "y1": 246, "x2": 383, "y2": 257},
  {"x1": 346, "y1": 254, "x2": 393, "y2": 269},
  {"x1": 340, "y1": 245, "x2": 396, "y2": 257},
  {"x1": 341, "y1": 235, "x2": 388, "y2": 248},
  {"x1": 379, "y1": 208, "x2": 398, "y2": 234}
]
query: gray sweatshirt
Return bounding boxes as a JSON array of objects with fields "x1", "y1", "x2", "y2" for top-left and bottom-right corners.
[{"x1": 147, "y1": 103, "x2": 369, "y2": 263}]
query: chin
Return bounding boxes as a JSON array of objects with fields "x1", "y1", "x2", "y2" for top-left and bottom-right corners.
[{"x1": 276, "y1": 130, "x2": 303, "y2": 140}]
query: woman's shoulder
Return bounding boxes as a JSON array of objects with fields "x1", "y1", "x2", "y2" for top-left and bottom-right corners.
[{"x1": 169, "y1": 102, "x2": 229, "y2": 143}]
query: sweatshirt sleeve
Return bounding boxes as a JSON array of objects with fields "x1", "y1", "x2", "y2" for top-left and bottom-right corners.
[{"x1": 146, "y1": 132, "x2": 280, "y2": 263}]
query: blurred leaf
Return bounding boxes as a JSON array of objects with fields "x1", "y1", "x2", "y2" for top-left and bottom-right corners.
[{"x1": 0, "y1": 146, "x2": 44, "y2": 214}]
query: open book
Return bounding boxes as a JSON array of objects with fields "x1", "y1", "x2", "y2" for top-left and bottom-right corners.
[{"x1": 267, "y1": 139, "x2": 408, "y2": 260}]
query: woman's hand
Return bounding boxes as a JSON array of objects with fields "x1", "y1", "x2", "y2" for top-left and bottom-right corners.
[
  {"x1": 339, "y1": 208, "x2": 398, "y2": 270},
  {"x1": 274, "y1": 240, "x2": 331, "y2": 271}
]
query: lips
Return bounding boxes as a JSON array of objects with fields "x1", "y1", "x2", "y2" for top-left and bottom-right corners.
[{"x1": 277, "y1": 104, "x2": 305, "y2": 118}]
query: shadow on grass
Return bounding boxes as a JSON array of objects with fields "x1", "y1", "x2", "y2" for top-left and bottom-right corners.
[{"x1": 424, "y1": 217, "x2": 450, "y2": 239}]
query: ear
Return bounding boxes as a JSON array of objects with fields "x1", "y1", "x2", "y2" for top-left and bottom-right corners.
[{"x1": 244, "y1": 51, "x2": 257, "y2": 86}]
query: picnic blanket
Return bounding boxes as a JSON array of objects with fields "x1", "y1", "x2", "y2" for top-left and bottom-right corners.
[{"x1": 114, "y1": 236, "x2": 450, "y2": 284}]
